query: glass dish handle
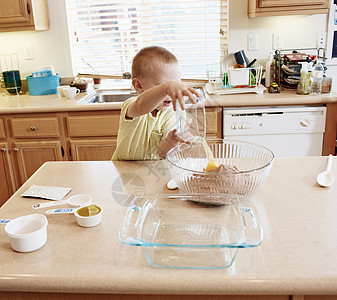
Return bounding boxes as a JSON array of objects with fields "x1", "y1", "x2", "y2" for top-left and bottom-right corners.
[
  {"x1": 119, "y1": 206, "x2": 143, "y2": 246},
  {"x1": 239, "y1": 206, "x2": 263, "y2": 248}
]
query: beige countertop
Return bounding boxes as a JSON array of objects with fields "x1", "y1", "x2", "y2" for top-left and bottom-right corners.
[
  {"x1": 1, "y1": 158, "x2": 337, "y2": 297},
  {"x1": 1, "y1": 85, "x2": 336, "y2": 114}
]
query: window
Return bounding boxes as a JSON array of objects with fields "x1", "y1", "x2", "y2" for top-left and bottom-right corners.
[{"x1": 65, "y1": 0, "x2": 228, "y2": 79}]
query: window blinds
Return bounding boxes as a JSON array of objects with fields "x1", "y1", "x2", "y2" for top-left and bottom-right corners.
[{"x1": 65, "y1": 0, "x2": 228, "y2": 79}]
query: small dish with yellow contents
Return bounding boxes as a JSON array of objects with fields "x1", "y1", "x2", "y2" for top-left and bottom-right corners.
[{"x1": 74, "y1": 205, "x2": 103, "y2": 228}]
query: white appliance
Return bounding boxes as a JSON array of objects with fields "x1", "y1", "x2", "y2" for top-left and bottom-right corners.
[{"x1": 223, "y1": 105, "x2": 326, "y2": 157}]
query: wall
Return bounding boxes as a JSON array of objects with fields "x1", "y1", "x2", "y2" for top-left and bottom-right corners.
[
  {"x1": 229, "y1": 0, "x2": 328, "y2": 65},
  {"x1": 0, "y1": 0, "x2": 72, "y2": 78},
  {"x1": 0, "y1": 0, "x2": 332, "y2": 81}
]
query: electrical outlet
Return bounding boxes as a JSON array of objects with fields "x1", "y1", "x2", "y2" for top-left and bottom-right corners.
[
  {"x1": 248, "y1": 34, "x2": 258, "y2": 51},
  {"x1": 317, "y1": 32, "x2": 326, "y2": 49},
  {"x1": 272, "y1": 33, "x2": 282, "y2": 50}
]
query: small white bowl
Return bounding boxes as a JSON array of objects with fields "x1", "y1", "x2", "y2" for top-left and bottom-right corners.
[
  {"x1": 74, "y1": 204, "x2": 102, "y2": 228},
  {"x1": 5, "y1": 214, "x2": 48, "y2": 252}
]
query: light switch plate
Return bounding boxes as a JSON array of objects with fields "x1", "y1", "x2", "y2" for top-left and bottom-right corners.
[
  {"x1": 248, "y1": 34, "x2": 258, "y2": 51},
  {"x1": 272, "y1": 33, "x2": 282, "y2": 50},
  {"x1": 25, "y1": 44, "x2": 34, "y2": 60}
]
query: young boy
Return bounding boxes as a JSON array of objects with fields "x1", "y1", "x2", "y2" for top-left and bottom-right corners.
[{"x1": 111, "y1": 46, "x2": 200, "y2": 160}]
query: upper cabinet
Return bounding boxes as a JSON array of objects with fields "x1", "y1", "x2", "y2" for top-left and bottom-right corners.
[
  {"x1": 0, "y1": 0, "x2": 49, "y2": 32},
  {"x1": 248, "y1": 0, "x2": 329, "y2": 18}
]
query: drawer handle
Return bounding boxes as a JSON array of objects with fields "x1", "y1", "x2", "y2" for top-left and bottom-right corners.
[
  {"x1": 1, "y1": 148, "x2": 6, "y2": 153},
  {"x1": 13, "y1": 148, "x2": 19, "y2": 152},
  {"x1": 30, "y1": 126, "x2": 37, "y2": 131}
]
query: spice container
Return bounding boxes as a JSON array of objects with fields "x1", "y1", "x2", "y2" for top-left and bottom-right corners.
[{"x1": 321, "y1": 77, "x2": 332, "y2": 93}]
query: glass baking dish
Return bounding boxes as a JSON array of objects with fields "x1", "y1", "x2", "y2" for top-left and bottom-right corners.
[{"x1": 119, "y1": 194, "x2": 263, "y2": 269}]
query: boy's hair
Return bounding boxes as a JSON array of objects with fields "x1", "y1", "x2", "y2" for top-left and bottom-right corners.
[{"x1": 132, "y1": 46, "x2": 179, "y2": 79}]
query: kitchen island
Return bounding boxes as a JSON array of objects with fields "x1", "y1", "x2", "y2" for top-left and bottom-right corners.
[{"x1": 0, "y1": 158, "x2": 337, "y2": 300}]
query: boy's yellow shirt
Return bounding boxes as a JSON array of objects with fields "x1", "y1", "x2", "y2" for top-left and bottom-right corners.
[{"x1": 112, "y1": 97, "x2": 175, "y2": 160}]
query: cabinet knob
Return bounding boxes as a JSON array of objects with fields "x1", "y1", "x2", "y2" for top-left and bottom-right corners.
[
  {"x1": 1, "y1": 148, "x2": 6, "y2": 153},
  {"x1": 13, "y1": 148, "x2": 19, "y2": 152},
  {"x1": 30, "y1": 126, "x2": 37, "y2": 131}
]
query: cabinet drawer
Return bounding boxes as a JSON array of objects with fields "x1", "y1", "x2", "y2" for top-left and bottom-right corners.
[
  {"x1": 66, "y1": 114, "x2": 120, "y2": 137},
  {"x1": 10, "y1": 117, "x2": 60, "y2": 138},
  {"x1": 0, "y1": 119, "x2": 5, "y2": 139}
]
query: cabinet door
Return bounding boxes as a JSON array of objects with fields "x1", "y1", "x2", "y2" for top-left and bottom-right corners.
[
  {"x1": 0, "y1": 0, "x2": 31, "y2": 25},
  {"x1": 66, "y1": 114, "x2": 120, "y2": 137},
  {"x1": 69, "y1": 140, "x2": 117, "y2": 161},
  {"x1": 0, "y1": 143, "x2": 15, "y2": 207},
  {"x1": 0, "y1": 0, "x2": 49, "y2": 31},
  {"x1": 259, "y1": 0, "x2": 326, "y2": 7},
  {"x1": 249, "y1": 0, "x2": 329, "y2": 17},
  {"x1": 205, "y1": 107, "x2": 222, "y2": 139},
  {"x1": 12, "y1": 141, "x2": 63, "y2": 184},
  {"x1": 0, "y1": 119, "x2": 6, "y2": 139}
]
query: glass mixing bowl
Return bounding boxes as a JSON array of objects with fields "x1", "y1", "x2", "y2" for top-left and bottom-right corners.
[{"x1": 166, "y1": 139, "x2": 274, "y2": 204}]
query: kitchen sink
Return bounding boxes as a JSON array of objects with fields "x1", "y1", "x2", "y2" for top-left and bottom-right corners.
[{"x1": 79, "y1": 90, "x2": 136, "y2": 104}]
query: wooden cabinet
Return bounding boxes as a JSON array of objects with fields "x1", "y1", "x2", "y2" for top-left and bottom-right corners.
[
  {"x1": 0, "y1": 142, "x2": 15, "y2": 207},
  {"x1": 248, "y1": 0, "x2": 329, "y2": 18},
  {"x1": 205, "y1": 107, "x2": 222, "y2": 139},
  {"x1": 0, "y1": 119, "x2": 15, "y2": 207},
  {"x1": 69, "y1": 140, "x2": 117, "y2": 161},
  {"x1": 65, "y1": 111, "x2": 120, "y2": 161},
  {"x1": 9, "y1": 115, "x2": 64, "y2": 186},
  {"x1": 0, "y1": 0, "x2": 49, "y2": 32},
  {"x1": 12, "y1": 141, "x2": 63, "y2": 184},
  {"x1": 1, "y1": 110, "x2": 120, "y2": 201}
]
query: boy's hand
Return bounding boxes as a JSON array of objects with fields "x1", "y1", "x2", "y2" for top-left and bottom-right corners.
[
  {"x1": 164, "y1": 81, "x2": 201, "y2": 111},
  {"x1": 158, "y1": 129, "x2": 190, "y2": 159}
]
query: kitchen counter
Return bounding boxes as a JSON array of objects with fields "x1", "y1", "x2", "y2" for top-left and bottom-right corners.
[
  {"x1": 205, "y1": 89, "x2": 337, "y2": 107},
  {"x1": 0, "y1": 88, "x2": 336, "y2": 114},
  {"x1": 2, "y1": 88, "x2": 336, "y2": 156},
  {"x1": 1, "y1": 158, "x2": 337, "y2": 299}
]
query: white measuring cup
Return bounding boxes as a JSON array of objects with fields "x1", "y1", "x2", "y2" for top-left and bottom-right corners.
[
  {"x1": 32, "y1": 194, "x2": 92, "y2": 209},
  {"x1": 1, "y1": 214, "x2": 48, "y2": 252},
  {"x1": 45, "y1": 204, "x2": 103, "y2": 228}
]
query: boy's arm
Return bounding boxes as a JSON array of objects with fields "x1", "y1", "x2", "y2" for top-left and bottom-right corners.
[
  {"x1": 158, "y1": 129, "x2": 188, "y2": 159},
  {"x1": 127, "y1": 81, "x2": 199, "y2": 118}
]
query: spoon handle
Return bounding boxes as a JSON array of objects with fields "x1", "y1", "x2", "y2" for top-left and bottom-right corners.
[
  {"x1": 45, "y1": 208, "x2": 76, "y2": 215},
  {"x1": 32, "y1": 199, "x2": 68, "y2": 209},
  {"x1": 327, "y1": 154, "x2": 333, "y2": 172}
]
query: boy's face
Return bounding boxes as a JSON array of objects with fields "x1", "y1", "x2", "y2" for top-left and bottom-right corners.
[{"x1": 139, "y1": 63, "x2": 181, "y2": 112}]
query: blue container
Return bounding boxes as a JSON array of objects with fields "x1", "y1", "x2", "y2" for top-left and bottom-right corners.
[{"x1": 26, "y1": 74, "x2": 60, "y2": 95}]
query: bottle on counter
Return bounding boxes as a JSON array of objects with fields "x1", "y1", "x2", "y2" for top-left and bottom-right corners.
[
  {"x1": 311, "y1": 59, "x2": 324, "y2": 95},
  {"x1": 296, "y1": 62, "x2": 310, "y2": 95},
  {"x1": 265, "y1": 52, "x2": 274, "y2": 87}
]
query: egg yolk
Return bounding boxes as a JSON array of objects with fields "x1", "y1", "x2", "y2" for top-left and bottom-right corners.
[{"x1": 205, "y1": 160, "x2": 219, "y2": 172}]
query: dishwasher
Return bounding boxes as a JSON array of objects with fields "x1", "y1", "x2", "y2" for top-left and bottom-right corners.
[{"x1": 222, "y1": 105, "x2": 326, "y2": 157}]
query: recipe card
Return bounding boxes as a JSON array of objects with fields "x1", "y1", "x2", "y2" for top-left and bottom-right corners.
[{"x1": 21, "y1": 185, "x2": 72, "y2": 201}]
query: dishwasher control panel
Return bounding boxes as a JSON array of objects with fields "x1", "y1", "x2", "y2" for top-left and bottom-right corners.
[{"x1": 223, "y1": 106, "x2": 326, "y2": 136}]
